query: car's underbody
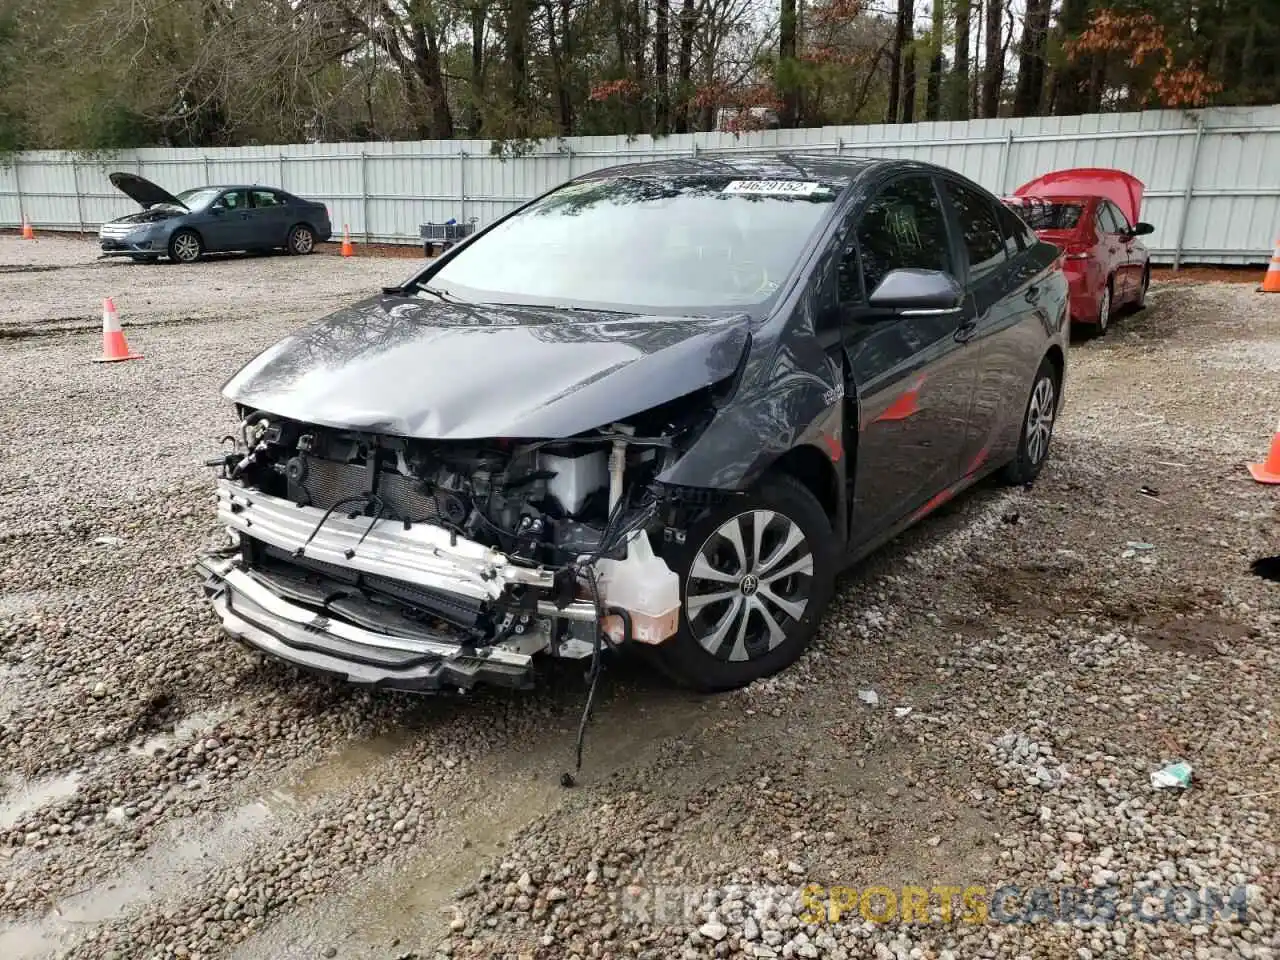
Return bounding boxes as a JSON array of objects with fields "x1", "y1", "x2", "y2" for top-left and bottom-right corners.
[{"x1": 199, "y1": 400, "x2": 712, "y2": 693}]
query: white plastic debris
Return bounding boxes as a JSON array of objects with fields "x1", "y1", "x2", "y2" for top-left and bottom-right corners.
[
  {"x1": 1151, "y1": 761, "x2": 1193, "y2": 790},
  {"x1": 93, "y1": 535, "x2": 125, "y2": 546},
  {"x1": 894, "y1": 706, "x2": 913, "y2": 718},
  {"x1": 857, "y1": 689, "x2": 879, "y2": 706}
]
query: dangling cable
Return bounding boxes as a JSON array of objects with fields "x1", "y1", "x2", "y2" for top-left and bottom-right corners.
[
  {"x1": 560, "y1": 562, "x2": 630, "y2": 788},
  {"x1": 345, "y1": 494, "x2": 389, "y2": 558},
  {"x1": 293, "y1": 494, "x2": 380, "y2": 558}
]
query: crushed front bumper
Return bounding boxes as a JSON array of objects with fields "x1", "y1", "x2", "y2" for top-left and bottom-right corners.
[
  {"x1": 198, "y1": 557, "x2": 537, "y2": 691},
  {"x1": 198, "y1": 480, "x2": 605, "y2": 691}
]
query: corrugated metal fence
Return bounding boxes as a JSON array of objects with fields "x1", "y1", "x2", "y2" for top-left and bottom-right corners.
[{"x1": 3, "y1": 105, "x2": 1278, "y2": 265}]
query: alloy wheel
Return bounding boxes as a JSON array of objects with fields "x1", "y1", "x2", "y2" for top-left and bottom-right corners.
[
  {"x1": 173, "y1": 233, "x2": 200, "y2": 263},
  {"x1": 292, "y1": 227, "x2": 314, "y2": 254},
  {"x1": 686, "y1": 510, "x2": 814, "y2": 663},
  {"x1": 1026, "y1": 376, "x2": 1056, "y2": 466},
  {"x1": 1098, "y1": 285, "x2": 1111, "y2": 332}
]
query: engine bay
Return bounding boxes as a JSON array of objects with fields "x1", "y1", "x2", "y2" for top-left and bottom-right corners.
[{"x1": 216, "y1": 413, "x2": 677, "y2": 568}]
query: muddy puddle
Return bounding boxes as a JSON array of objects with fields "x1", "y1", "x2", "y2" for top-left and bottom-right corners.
[
  {"x1": 127, "y1": 706, "x2": 236, "y2": 758},
  {"x1": 227, "y1": 691, "x2": 711, "y2": 959},
  {"x1": 0, "y1": 728, "x2": 421, "y2": 959},
  {"x1": 0, "y1": 772, "x2": 83, "y2": 832}
]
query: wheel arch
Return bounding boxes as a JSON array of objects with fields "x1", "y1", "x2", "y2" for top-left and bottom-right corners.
[
  {"x1": 170, "y1": 225, "x2": 203, "y2": 245},
  {"x1": 762, "y1": 443, "x2": 842, "y2": 534},
  {"x1": 1044, "y1": 343, "x2": 1065, "y2": 385}
]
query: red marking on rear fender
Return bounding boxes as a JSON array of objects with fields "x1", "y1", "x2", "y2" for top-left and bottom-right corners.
[{"x1": 873, "y1": 374, "x2": 926, "y2": 424}]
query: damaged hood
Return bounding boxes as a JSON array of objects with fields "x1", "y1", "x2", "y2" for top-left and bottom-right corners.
[
  {"x1": 108, "y1": 172, "x2": 187, "y2": 210},
  {"x1": 221, "y1": 296, "x2": 751, "y2": 439}
]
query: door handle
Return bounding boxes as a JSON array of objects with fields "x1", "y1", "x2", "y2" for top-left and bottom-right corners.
[
  {"x1": 1025, "y1": 284, "x2": 1041, "y2": 303},
  {"x1": 954, "y1": 320, "x2": 977, "y2": 343}
]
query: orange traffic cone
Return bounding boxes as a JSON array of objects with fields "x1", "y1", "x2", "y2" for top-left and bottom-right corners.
[
  {"x1": 92, "y1": 298, "x2": 143, "y2": 363},
  {"x1": 21, "y1": 218, "x2": 34, "y2": 241},
  {"x1": 1248, "y1": 418, "x2": 1280, "y2": 484},
  {"x1": 341, "y1": 225, "x2": 353, "y2": 258},
  {"x1": 1261, "y1": 239, "x2": 1280, "y2": 293}
]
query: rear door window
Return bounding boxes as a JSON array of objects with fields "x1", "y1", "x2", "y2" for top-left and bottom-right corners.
[
  {"x1": 944, "y1": 180, "x2": 1007, "y2": 280},
  {"x1": 251, "y1": 190, "x2": 284, "y2": 208},
  {"x1": 854, "y1": 175, "x2": 952, "y2": 296}
]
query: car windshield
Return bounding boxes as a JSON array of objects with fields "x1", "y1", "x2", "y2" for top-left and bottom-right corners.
[
  {"x1": 422, "y1": 175, "x2": 843, "y2": 312},
  {"x1": 175, "y1": 188, "x2": 220, "y2": 210},
  {"x1": 1006, "y1": 200, "x2": 1083, "y2": 231}
]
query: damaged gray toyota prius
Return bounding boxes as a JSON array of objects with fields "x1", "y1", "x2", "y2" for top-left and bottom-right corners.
[{"x1": 198, "y1": 154, "x2": 1068, "y2": 703}]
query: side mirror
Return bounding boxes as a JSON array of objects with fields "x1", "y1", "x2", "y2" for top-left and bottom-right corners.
[
  {"x1": 1131, "y1": 222, "x2": 1154, "y2": 237},
  {"x1": 868, "y1": 268, "x2": 964, "y2": 314},
  {"x1": 210, "y1": 205, "x2": 225, "y2": 216}
]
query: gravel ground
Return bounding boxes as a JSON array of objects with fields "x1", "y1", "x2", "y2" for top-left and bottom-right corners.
[{"x1": 1, "y1": 235, "x2": 1277, "y2": 960}]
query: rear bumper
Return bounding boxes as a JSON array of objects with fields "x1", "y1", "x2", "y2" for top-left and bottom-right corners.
[
  {"x1": 1063, "y1": 263, "x2": 1100, "y2": 323},
  {"x1": 198, "y1": 558, "x2": 536, "y2": 691}
]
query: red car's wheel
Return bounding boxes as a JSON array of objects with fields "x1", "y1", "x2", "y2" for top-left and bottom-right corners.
[{"x1": 1096, "y1": 280, "x2": 1112, "y2": 334}]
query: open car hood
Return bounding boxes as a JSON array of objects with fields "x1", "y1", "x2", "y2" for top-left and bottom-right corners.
[
  {"x1": 108, "y1": 172, "x2": 187, "y2": 210},
  {"x1": 1013, "y1": 167, "x2": 1145, "y2": 225},
  {"x1": 221, "y1": 296, "x2": 751, "y2": 440}
]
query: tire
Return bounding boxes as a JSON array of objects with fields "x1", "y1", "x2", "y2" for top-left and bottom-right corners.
[
  {"x1": 1095, "y1": 279, "x2": 1112, "y2": 335},
  {"x1": 999, "y1": 357, "x2": 1060, "y2": 487},
  {"x1": 287, "y1": 224, "x2": 316, "y2": 255},
  {"x1": 168, "y1": 229, "x2": 203, "y2": 264},
  {"x1": 651, "y1": 474, "x2": 837, "y2": 692}
]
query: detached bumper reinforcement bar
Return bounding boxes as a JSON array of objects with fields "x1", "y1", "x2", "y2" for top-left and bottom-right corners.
[
  {"x1": 214, "y1": 480, "x2": 599, "y2": 623},
  {"x1": 198, "y1": 558, "x2": 536, "y2": 692}
]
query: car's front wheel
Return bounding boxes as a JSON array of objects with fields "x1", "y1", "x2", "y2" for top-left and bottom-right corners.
[
  {"x1": 1000, "y1": 356, "x2": 1059, "y2": 487},
  {"x1": 653, "y1": 475, "x2": 836, "y2": 692},
  {"x1": 287, "y1": 224, "x2": 315, "y2": 255},
  {"x1": 168, "y1": 229, "x2": 203, "y2": 264}
]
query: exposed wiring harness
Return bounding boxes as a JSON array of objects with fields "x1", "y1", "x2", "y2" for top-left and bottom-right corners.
[{"x1": 558, "y1": 488, "x2": 661, "y2": 787}]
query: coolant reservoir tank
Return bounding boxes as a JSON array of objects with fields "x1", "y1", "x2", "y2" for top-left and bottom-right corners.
[{"x1": 595, "y1": 531, "x2": 681, "y2": 645}]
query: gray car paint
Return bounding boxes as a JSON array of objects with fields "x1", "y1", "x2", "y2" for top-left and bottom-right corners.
[
  {"x1": 221, "y1": 298, "x2": 751, "y2": 439},
  {"x1": 222, "y1": 154, "x2": 1069, "y2": 563}
]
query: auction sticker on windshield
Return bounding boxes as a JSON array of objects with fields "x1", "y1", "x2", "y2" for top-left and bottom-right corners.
[{"x1": 723, "y1": 180, "x2": 825, "y2": 197}]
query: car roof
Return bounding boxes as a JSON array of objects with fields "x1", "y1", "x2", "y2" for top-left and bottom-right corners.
[
  {"x1": 576, "y1": 153, "x2": 894, "y2": 186},
  {"x1": 195, "y1": 185, "x2": 288, "y2": 192}
]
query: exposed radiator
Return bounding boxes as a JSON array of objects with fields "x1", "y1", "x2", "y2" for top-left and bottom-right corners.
[{"x1": 290, "y1": 456, "x2": 443, "y2": 524}]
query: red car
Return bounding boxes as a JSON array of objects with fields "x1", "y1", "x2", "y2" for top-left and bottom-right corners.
[{"x1": 1002, "y1": 168, "x2": 1154, "y2": 335}]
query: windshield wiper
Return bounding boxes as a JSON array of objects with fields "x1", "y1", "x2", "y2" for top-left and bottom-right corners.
[
  {"x1": 416, "y1": 285, "x2": 467, "y2": 304},
  {"x1": 549, "y1": 304, "x2": 637, "y2": 316}
]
